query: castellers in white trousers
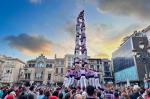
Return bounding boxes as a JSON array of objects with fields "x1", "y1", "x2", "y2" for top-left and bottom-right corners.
[
  {"x1": 68, "y1": 77, "x2": 72, "y2": 87},
  {"x1": 91, "y1": 77, "x2": 95, "y2": 88},
  {"x1": 80, "y1": 76, "x2": 87, "y2": 90},
  {"x1": 95, "y1": 78, "x2": 101, "y2": 89},
  {"x1": 64, "y1": 77, "x2": 69, "y2": 88},
  {"x1": 70, "y1": 76, "x2": 75, "y2": 86}
]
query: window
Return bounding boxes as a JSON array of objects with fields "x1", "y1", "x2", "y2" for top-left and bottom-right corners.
[
  {"x1": 29, "y1": 64, "x2": 31, "y2": 67},
  {"x1": 97, "y1": 60, "x2": 99, "y2": 64},
  {"x1": 97, "y1": 65, "x2": 100, "y2": 72},
  {"x1": 32, "y1": 64, "x2": 35, "y2": 67},
  {"x1": 46, "y1": 64, "x2": 49, "y2": 67},
  {"x1": 56, "y1": 68, "x2": 58, "y2": 74},
  {"x1": 46, "y1": 64, "x2": 52, "y2": 68},
  {"x1": 104, "y1": 62, "x2": 108, "y2": 65},
  {"x1": 28, "y1": 73, "x2": 31, "y2": 79},
  {"x1": 90, "y1": 60, "x2": 94, "y2": 62},
  {"x1": 35, "y1": 72, "x2": 42, "y2": 79},
  {"x1": 6, "y1": 70, "x2": 10, "y2": 73},
  {"x1": 61, "y1": 61, "x2": 64, "y2": 65},
  {"x1": 68, "y1": 63, "x2": 71, "y2": 66},
  {"x1": 25, "y1": 73, "x2": 31, "y2": 79},
  {"x1": 37, "y1": 62, "x2": 44, "y2": 68},
  {"x1": 105, "y1": 72, "x2": 111, "y2": 77},
  {"x1": 48, "y1": 74, "x2": 51, "y2": 80},
  {"x1": 61, "y1": 68, "x2": 63, "y2": 74},
  {"x1": 49, "y1": 64, "x2": 52, "y2": 68},
  {"x1": 90, "y1": 65, "x2": 93, "y2": 68},
  {"x1": 68, "y1": 57, "x2": 72, "y2": 61},
  {"x1": 104, "y1": 65, "x2": 110, "y2": 71},
  {"x1": 25, "y1": 74, "x2": 28, "y2": 79},
  {"x1": 98, "y1": 74, "x2": 100, "y2": 78},
  {"x1": 29, "y1": 64, "x2": 35, "y2": 67}
]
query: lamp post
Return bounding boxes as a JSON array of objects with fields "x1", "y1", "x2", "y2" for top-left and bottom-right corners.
[{"x1": 132, "y1": 41, "x2": 150, "y2": 87}]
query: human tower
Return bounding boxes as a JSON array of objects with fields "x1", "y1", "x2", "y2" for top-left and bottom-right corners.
[{"x1": 64, "y1": 11, "x2": 101, "y2": 90}]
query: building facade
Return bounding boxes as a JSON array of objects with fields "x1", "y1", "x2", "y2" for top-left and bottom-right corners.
[
  {"x1": 22, "y1": 54, "x2": 113, "y2": 84},
  {"x1": 22, "y1": 54, "x2": 55, "y2": 84},
  {"x1": 22, "y1": 54, "x2": 65, "y2": 84},
  {"x1": 54, "y1": 58, "x2": 65, "y2": 82},
  {"x1": 0, "y1": 56, "x2": 5, "y2": 80},
  {"x1": 112, "y1": 32, "x2": 150, "y2": 84},
  {"x1": 0, "y1": 55, "x2": 25, "y2": 83},
  {"x1": 89, "y1": 58, "x2": 113, "y2": 84},
  {"x1": 101, "y1": 59, "x2": 114, "y2": 84},
  {"x1": 64, "y1": 54, "x2": 74, "y2": 69}
]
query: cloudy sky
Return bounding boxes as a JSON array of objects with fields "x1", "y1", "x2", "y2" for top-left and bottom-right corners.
[{"x1": 0, "y1": 0, "x2": 150, "y2": 61}]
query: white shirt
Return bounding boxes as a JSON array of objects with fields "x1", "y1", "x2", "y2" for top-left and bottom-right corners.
[
  {"x1": 94, "y1": 72, "x2": 98, "y2": 77},
  {"x1": 80, "y1": 69, "x2": 85, "y2": 75}
]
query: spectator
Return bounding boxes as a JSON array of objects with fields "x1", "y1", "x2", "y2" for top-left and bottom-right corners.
[
  {"x1": 16, "y1": 86, "x2": 22, "y2": 97},
  {"x1": 37, "y1": 89, "x2": 44, "y2": 99},
  {"x1": 114, "y1": 91, "x2": 119, "y2": 99},
  {"x1": 64, "y1": 93, "x2": 71, "y2": 99},
  {"x1": 97, "y1": 91, "x2": 102, "y2": 99},
  {"x1": 58, "y1": 93, "x2": 63, "y2": 99},
  {"x1": 4, "y1": 91, "x2": 16, "y2": 99},
  {"x1": 129, "y1": 85, "x2": 140, "y2": 99},
  {"x1": 104, "y1": 90, "x2": 114, "y2": 99},
  {"x1": 28, "y1": 93, "x2": 35, "y2": 99},
  {"x1": 49, "y1": 96, "x2": 58, "y2": 99},
  {"x1": 28, "y1": 86, "x2": 37, "y2": 99},
  {"x1": 144, "y1": 90, "x2": 150, "y2": 99},
  {"x1": 82, "y1": 87, "x2": 87, "y2": 98},
  {"x1": 43, "y1": 90, "x2": 50, "y2": 99},
  {"x1": 17, "y1": 91, "x2": 29, "y2": 99},
  {"x1": 0, "y1": 88, "x2": 4, "y2": 98},
  {"x1": 52, "y1": 91, "x2": 59, "y2": 97},
  {"x1": 75, "y1": 94, "x2": 82, "y2": 99},
  {"x1": 86, "y1": 85, "x2": 96, "y2": 99},
  {"x1": 120, "y1": 92, "x2": 129, "y2": 99}
]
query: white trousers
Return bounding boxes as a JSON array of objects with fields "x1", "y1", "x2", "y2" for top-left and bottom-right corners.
[
  {"x1": 68, "y1": 77, "x2": 72, "y2": 87},
  {"x1": 74, "y1": 79, "x2": 80, "y2": 87},
  {"x1": 64, "y1": 77, "x2": 69, "y2": 88},
  {"x1": 80, "y1": 76, "x2": 86, "y2": 90},
  {"x1": 95, "y1": 78, "x2": 101, "y2": 89},
  {"x1": 70, "y1": 76, "x2": 75, "y2": 86},
  {"x1": 88, "y1": 78, "x2": 92, "y2": 86},
  {"x1": 86, "y1": 78, "x2": 89, "y2": 86},
  {"x1": 91, "y1": 78, "x2": 95, "y2": 87}
]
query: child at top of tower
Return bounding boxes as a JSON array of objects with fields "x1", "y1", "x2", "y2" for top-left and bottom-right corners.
[{"x1": 78, "y1": 10, "x2": 84, "y2": 19}]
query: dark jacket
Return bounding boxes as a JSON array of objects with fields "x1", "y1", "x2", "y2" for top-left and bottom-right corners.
[
  {"x1": 129, "y1": 92, "x2": 140, "y2": 99},
  {"x1": 43, "y1": 96, "x2": 48, "y2": 99}
]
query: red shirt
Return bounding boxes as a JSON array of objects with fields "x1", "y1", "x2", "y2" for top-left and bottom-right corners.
[
  {"x1": 4, "y1": 94, "x2": 15, "y2": 99},
  {"x1": 48, "y1": 96, "x2": 58, "y2": 99}
]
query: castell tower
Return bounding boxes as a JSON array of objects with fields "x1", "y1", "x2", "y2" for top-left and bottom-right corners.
[
  {"x1": 63, "y1": 11, "x2": 101, "y2": 89},
  {"x1": 74, "y1": 10, "x2": 88, "y2": 67}
]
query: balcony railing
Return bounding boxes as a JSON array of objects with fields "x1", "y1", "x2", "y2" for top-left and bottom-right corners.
[{"x1": 34, "y1": 77, "x2": 43, "y2": 81}]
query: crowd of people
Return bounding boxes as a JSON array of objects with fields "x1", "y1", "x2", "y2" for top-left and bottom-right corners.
[{"x1": 0, "y1": 81, "x2": 150, "y2": 99}]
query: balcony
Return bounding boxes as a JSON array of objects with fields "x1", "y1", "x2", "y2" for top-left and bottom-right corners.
[
  {"x1": 34, "y1": 77, "x2": 43, "y2": 81},
  {"x1": 20, "y1": 78, "x2": 30, "y2": 81}
]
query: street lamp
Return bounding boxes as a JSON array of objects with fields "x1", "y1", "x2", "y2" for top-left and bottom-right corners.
[{"x1": 132, "y1": 41, "x2": 150, "y2": 87}]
